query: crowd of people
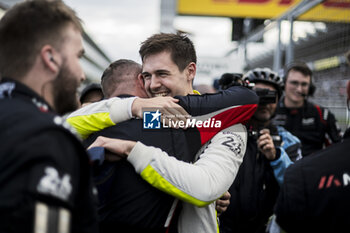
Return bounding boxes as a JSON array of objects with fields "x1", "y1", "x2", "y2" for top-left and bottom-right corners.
[{"x1": 0, "y1": 1, "x2": 349, "y2": 233}]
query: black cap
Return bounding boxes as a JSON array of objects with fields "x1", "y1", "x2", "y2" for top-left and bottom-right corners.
[{"x1": 79, "y1": 83, "x2": 103, "y2": 103}]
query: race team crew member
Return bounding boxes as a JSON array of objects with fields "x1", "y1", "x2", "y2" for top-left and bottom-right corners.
[
  {"x1": 0, "y1": 1, "x2": 98, "y2": 232},
  {"x1": 273, "y1": 61, "x2": 341, "y2": 156},
  {"x1": 275, "y1": 75, "x2": 350, "y2": 232},
  {"x1": 218, "y1": 69, "x2": 301, "y2": 233},
  {"x1": 0, "y1": 79, "x2": 98, "y2": 233},
  {"x1": 275, "y1": 134, "x2": 350, "y2": 232}
]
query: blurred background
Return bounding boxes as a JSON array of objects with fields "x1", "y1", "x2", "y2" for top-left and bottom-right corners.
[{"x1": 0, "y1": 0, "x2": 349, "y2": 130}]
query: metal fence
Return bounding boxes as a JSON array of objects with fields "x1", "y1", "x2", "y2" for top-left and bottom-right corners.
[{"x1": 239, "y1": 0, "x2": 350, "y2": 134}]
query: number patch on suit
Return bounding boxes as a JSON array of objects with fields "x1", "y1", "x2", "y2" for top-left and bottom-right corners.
[
  {"x1": 37, "y1": 167, "x2": 72, "y2": 201},
  {"x1": 222, "y1": 136, "x2": 242, "y2": 155}
]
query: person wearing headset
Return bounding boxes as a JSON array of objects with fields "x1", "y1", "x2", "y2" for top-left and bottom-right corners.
[
  {"x1": 274, "y1": 72, "x2": 350, "y2": 233},
  {"x1": 273, "y1": 61, "x2": 342, "y2": 157}
]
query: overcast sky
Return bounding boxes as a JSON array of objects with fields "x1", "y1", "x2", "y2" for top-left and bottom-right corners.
[
  {"x1": 65, "y1": 0, "x2": 326, "y2": 85},
  {"x1": 67, "y1": 0, "x2": 233, "y2": 63}
]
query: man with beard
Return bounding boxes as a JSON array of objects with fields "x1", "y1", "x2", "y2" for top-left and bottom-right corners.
[
  {"x1": 218, "y1": 68, "x2": 302, "y2": 233},
  {"x1": 0, "y1": 1, "x2": 98, "y2": 233}
]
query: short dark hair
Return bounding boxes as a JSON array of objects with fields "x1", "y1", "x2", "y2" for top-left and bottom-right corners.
[
  {"x1": 101, "y1": 59, "x2": 142, "y2": 98},
  {"x1": 0, "y1": 0, "x2": 82, "y2": 79},
  {"x1": 284, "y1": 61, "x2": 313, "y2": 81},
  {"x1": 139, "y1": 33, "x2": 197, "y2": 72}
]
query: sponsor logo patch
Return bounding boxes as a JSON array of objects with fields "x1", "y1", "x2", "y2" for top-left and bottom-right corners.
[{"x1": 37, "y1": 167, "x2": 72, "y2": 201}]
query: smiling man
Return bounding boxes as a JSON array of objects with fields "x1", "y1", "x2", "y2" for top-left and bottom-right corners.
[
  {"x1": 273, "y1": 61, "x2": 341, "y2": 156},
  {"x1": 140, "y1": 34, "x2": 197, "y2": 97}
]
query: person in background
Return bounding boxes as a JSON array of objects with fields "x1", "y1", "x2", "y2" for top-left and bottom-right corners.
[
  {"x1": 274, "y1": 55, "x2": 350, "y2": 232},
  {"x1": 193, "y1": 83, "x2": 216, "y2": 94},
  {"x1": 80, "y1": 83, "x2": 103, "y2": 107},
  {"x1": 218, "y1": 68, "x2": 302, "y2": 233},
  {"x1": 273, "y1": 61, "x2": 341, "y2": 157},
  {"x1": 0, "y1": 1, "x2": 98, "y2": 232}
]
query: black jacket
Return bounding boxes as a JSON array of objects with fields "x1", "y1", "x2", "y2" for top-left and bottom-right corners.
[
  {"x1": 219, "y1": 124, "x2": 281, "y2": 233},
  {"x1": 274, "y1": 98, "x2": 341, "y2": 156},
  {"x1": 0, "y1": 79, "x2": 98, "y2": 233},
  {"x1": 275, "y1": 136, "x2": 350, "y2": 233},
  {"x1": 85, "y1": 120, "x2": 201, "y2": 233}
]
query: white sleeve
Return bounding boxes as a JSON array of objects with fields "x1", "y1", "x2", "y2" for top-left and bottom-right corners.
[
  {"x1": 66, "y1": 97, "x2": 137, "y2": 139},
  {"x1": 127, "y1": 124, "x2": 247, "y2": 207},
  {"x1": 68, "y1": 97, "x2": 136, "y2": 123}
]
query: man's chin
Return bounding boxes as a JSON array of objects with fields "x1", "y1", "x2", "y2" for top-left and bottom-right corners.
[{"x1": 292, "y1": 97, "x2": 304, "y2": 104}]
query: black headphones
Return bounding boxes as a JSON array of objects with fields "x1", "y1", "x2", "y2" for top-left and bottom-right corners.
[{"x1": 283, "y1": 61, "x2": 316, "y2": 97}]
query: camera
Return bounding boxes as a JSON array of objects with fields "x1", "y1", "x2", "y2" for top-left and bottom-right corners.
[
  {"x1": 218, "y1": 73, "x2": 277, "y2": 105},
  {"x1": 248, "y1": 129, "x2": 282, "y2": 147},
  {"x1": 254, "y1": 88, "x2": 277, "y2": 105}
]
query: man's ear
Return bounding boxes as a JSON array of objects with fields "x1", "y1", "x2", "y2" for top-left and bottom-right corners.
[
  {"x1": 40, "y1": 45, "x2": 60, "y2": 74},
  {"x1": 137, "y1": 73, "x2": 145, "y2": 89},
  {"x1": 186, "y1": 62, "x2": 196, "y2": 82}
]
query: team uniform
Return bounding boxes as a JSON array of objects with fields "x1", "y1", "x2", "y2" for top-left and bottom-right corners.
[
  {"x1": 126, "y1": 124, "x2": 247, "y2": 233},
  {"x1": 275, "y1": 135, "x2": 350, "y2": 233},
  {"x1": 0, "y1": 78, "x2": 98, "y2": 233},
  {"x1": 67, "y1": 86, "x2": 259, "y2": 233},
  {"x1": 219, "y1": 124, "x2": 301, "y2": 233},
  {"x1": 84, "y1": 117, "x2": 202, "y2": 232},
  {"x1": 274, "y1": 97, "x2": 342, "y2": 156}
]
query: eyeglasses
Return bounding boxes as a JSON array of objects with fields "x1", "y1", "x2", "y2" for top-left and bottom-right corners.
[{"x1": 287, "y1": 80, "x2": 309, "y2": 88}]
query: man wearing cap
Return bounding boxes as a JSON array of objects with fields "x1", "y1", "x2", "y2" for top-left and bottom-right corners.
[{"x1": 80, "y1": 83, "x2": 104, "y2": 107}]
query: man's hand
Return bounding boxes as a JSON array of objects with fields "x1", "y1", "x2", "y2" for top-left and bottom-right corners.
[
  {"x1": 216, "y1": 191, "x2": 231, "y2": 216},
  {"x1": 257, "y1": 129, "x2": 276, "y2": 160},
  {"x1": 131, "y1": 97, "x2": 190, "y2": 128},
  {"x1": 88, "y1": 136, "x2": 137, "y2": 161}
]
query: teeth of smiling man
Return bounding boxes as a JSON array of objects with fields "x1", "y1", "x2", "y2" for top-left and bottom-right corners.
[{"x1": 154, "y1": 92, "x2": 168, "y2": 97}]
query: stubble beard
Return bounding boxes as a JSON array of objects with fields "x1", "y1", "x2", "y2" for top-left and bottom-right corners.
[{"x1": 53, "y1": 62, "x2": 80, "y2": 115}]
